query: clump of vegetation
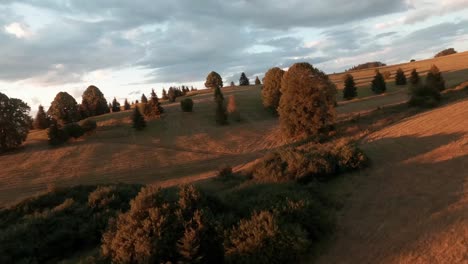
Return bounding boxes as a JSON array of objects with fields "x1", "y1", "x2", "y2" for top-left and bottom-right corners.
[
  {"x1": 79, "y1": 119, "x2": 97, "y2": 133},
  {"x1": 434, "y1": 48, "x2": 457, "y2": 58},
  {"x1": 251, "y1": 140, "x2": 368, "y2": 183},
  {"x1": 217, "y1": 166, "x2": 233, "y2": 181},
  {"x1": 141, "y1": 93, "x2": 148, "y2": 104},
  {"x1": 63, "y1": 122, "x2": 85, "y2": 139},
  {"x1": 34, "y1": 105, "x2": 51, "y2": 130},
  {"x1": 262, "y1": 67, "x2": 285, "y2": 113},
  {"x1": 371, "y1": 70, "x2": 386, "y2": 94},
  {"x1": 144, "y1": 89, "x2": 164, "y2": 117},
  {"x1": 132, "y1": 107, "x2": 146, "y2": 130},
  {"x1": 205, "y1": 71, "x2": 223, "y2": 89},
  {"x1": 0, "y1": 184, "x2": 141, "y2": 264},
  {"x1": 408, "y1": 67, "x2": 442, "y2": 108},
  {"x1": 111, "y1": 98, "x2": 121, "y2": 112},
  {"x1": 0, "y1": 93, "x2": 31, "y2": 151},
  {"x1": 48, "y1": 119, "x2": 70, "y2": 145},
  {"x1": 426, "y1": 65, "x2": 445, "y2": 91},
  {"x1": 227, "y1": 95, "x2": 240, "y2": 122},
  {"x1": 181, "y1": 98, "x2": 194, "y2": 112},
  {"x1": 343, "y1": 74, "x2": 357, "y2": 100},
  {"x1": 80, "y1": 85, "x2": 110, "y2": 118},
  {"x1": 48, "y1": 92, "x2": 81, "y2": 125},
  {"x1": 395, "y1": 68, "x2": 407, "y2": 85},
  {"x1": 347, "y1": 61, "x2": 386, "y2": 71},
  {"x1": 239, "y1": 72, "x2": 250, "y2": 86},
  {"x1": 278, "y1": 62, "x2": 336, "y2": 139},
  {"x1": 123, "y1": 99, "x2": 131, "y2": 110}
]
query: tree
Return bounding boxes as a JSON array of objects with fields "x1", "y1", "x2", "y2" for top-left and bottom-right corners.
[
  {"x1": 426, "y1": 65, "x2": 445, "y2": 91},
  {"x1": 409, "y1": 69, "x2": 420, "y2": 86},
  {"x1": 205, "y1": 71, "x2": 223, "y2": 89},
  {"x1": 168, "y1": 88, "x2": 177, "y2": 102},
  {"x1": 111, "y1": 98, "x2": 121, "y2": 112},
  {"x1": 48, "y1": 92, "x2": 80, "y2": 125},
  {"x1": 80, "y1": 85, "x2": 109, "y2": 118},
  {"x1": 141, "y1": 94, "x2": 148, "y2": 104},
  {"x1": 409, "y1": 71, "x2": 441, "y2": 108},
  {"x1": 255, "y1": 76, "x2": 261, "y2": 85},
  {"x1": 162, "y1": 88, "x2": 169, "y2": 100},
  {"x1": 124, "y1": 99, "x2": 131, "y2": 110},
  {"x1": 262, "y1": 67, "x2": 285, "y2": 113},
  {"x1": 434, "y1": 48, "x2": 457, "y2": 58},
  {"x1": 343, "y1": 74, "x2": 357, "y2": 100},
  {"x1": 230, "y1": 81, "x2": 235, "y2": 87},
  {"x1": 395, "y1": 68, "x2": 407, "y2": 85},
  {"x1": 214, "y1": 88, "x2": 227, "y2": 125},
  {"x1": 47, "y1": 119, "x2": 69, "y2": 146},
  {"x1": 371, "y1": 70, "x2": 386, "y2": 94},
  {"x1": 132, "y1": 107, "x2": 146, "y2": 130},
  {"x1": 0, "y1": 93, "x2": 31, "y2": 151},
  {"x1": 180, "y1": 98, "x2": 194, "y2": 112},
  {"x1": 239, "y1": 72, "x2": 249, "y2": 86},
  {"x1": 278, "y1": 62, "x2": 336, "y2": 139},
  {"x1": 145, "y1": 89, "x2": 164, "y2": 117},
  {"x1": 34, "y1": 105, "x2": 50, "y2": 129},
  {"x1": 227, "y1": 95, "x2": 240, "y2": 122}
]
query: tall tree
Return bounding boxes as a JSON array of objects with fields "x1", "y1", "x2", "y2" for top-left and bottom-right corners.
[
  {"x1": 409, "y1": 69, "x2": 420, "y2": 86},
  {"x1": 395, "y1": 68, "x2": 407, "y2": 85},
  {"x1": 262, "y1": 67, "x2": 285, "y2": 113},
  {"x1": 80, "y1": 85, "x2": 109, "y2": 118},
  {"x1": 230, "y1": 81, "x2": 235, "y2": 87},
  {"x1": 141, "y1": 93, "x2": 148, "y2": 104},
  {"x1": 239, "y1": 72, "x2": 249, "y2": 86},
  {"x1": 227, "y1": 95, "x2": 240, "y2": 122},
  {"x1": 214, "y1": 86, "x2": 227, "y2": 125},
  {"x1": 168, "y1": 88, "x2": 177, "y2": 102},
  {"x1": 132, "y1": 107, "x2": 146, "y2": 130},
  {"x1": 111, "y1": 98, "x2": 121, "y2": 112},
  {"x1": 205, "y1": 71, "x2": 223, "y2": 89},
  {"x1": 124, "y1": 99, "x2": 131, "y2": 110},
  {"x1": 278, "y1": 63, "x2": 336, "y2": 139},
  {"x1": 162, "y1": 88, "x2": 169, "y2": 100},
  {"x1": 145, "y1": 89, "x2": 164, "y2": 117},
  {"x1": 34, "y1": 105, "x2": 50, "y2": 129},
  {"x1": 343, "y1": 74, "x2": 357, "y2": 100},
  {"x1": 371, "y1": 70, "x2": 386, "y2": 94},
  {"x1": 255, "y1": 76, "x2": 261, "y2": 85},
  {"x1": 48, "y1": 92, "x2": 80, "y2": 125},
  {"x1": 426, "y1": 65, "x2": 445, "y2": 91},
  {"x1": 0, "y1": 93, "x2": 31, "y2": 151}
]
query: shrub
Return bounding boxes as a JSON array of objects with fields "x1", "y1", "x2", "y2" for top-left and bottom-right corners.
[
  {"x1": 216, "y1": 99, "x2": 228, "y2": 125},
  {"x1": 262, "y1": 67, "x2": 285, "y2": 113},
  {"x1": 426, "y1": 65, "x2": 445, "y2": 91},
  {"x1": 132, "y1": 107, "x2": 146, "y2": 130},
  {"x1": 371, "y1": 70, "x2": 386, "y2": 94},
  {"x1": 278, "y1": 62, "x2": 336, "y2": 139},
  {"x1": 343, "y1": 74, "x2": 357, "y2": 100},
  {"x1": 217, "y1": 166, "x2": 233, "y2": 181},
  {"x1": 101, "y1": 185, "x2": 223, "y2": 264},
  {"x1": 79, "y1": 119, "x2": 97, "y2": 133},
  {"x1": 408, "y1": 66, "x2": 442, "y2": 108},
  {"x1": 48, "y1": 120, "x2": 70, "y2": 146},
  {"x1": 181, "y1": 98, "x2": 194, "y2": 112},
  {"x1": 395, "y1": 68, "x2": 407, "y2": 85},
  {"x1": 63, "y1": 123, "x2": 85, "y2": 139}
]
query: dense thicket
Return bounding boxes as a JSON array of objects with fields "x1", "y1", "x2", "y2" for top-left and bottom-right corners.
[
  {"x1": 262, "y1": 67, "x2": 285, "y2": 113},
  {"x1": 278, "y1": 63, "x2": 336, "y2": 139},
  {"x1": 0, "y1": 93, "x2": 31, "y2": 151},
  {"x1": 342, "y1": 74, "x2": 357, "y2": 100},
  {"x1": 47, "y1": 92, "x2": 80, "y2": 125}
]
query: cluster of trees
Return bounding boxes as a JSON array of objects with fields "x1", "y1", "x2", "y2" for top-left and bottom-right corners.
[
  {"x1": 408, "y1": 65, "x2": 445, "y2": 107},
  {"x1": 162, "y1": 86, "x2": 196, "y2": 102},
  {"x1": 434, "y1": 48, "x2": 457, "y2": 58},
  {"x1": 346, "y1": 61, "x2": 386, "y2": 71}
]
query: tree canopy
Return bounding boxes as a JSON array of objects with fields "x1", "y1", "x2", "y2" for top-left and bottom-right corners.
[
  {"x1": 47, "y1": 92, "x2": 80, "y2": 125},
  {"x1": 0, "y1": 93, "x2": 31, "y2": 151},
  {"x1": 80, "y1": 85, "x2": 109, "y2": 118},
  {"x1": 205, "y1": 71, "x2": 223, "y2": 89}
]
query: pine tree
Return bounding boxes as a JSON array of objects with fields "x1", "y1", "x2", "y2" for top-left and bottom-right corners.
[
  {"x1": 111, "y1": 98, "x2": 121, "y2": 112},
  {"x1": 409, "y1": 69, "x2": 420, "y2": 86},
  {"x1": 255, "y1": 76, "x2": 261, "y2": 85},
  {"x1": 214, "y1": 87, "x2": 227, "y2": 125},
  {"x1": 145, "y1": 89, "x2": 164, "y2": 117},
  {"x1": 239, "y1": 72, "x2": 250, "y2": 86},
  {"x1": 371, "y1": 70, "x2": 386, "y2": 94},
  {"x1": 426, "y1": 65, "x2": 445, "y2": 91},
  {"x1": 132, "y1": 107, "x2": 146, "y2": 130},
  {"x1": 124, "y1": 99, "x2": 131, "y2": 110},
  {"x1": 343, "y1": 74, "x2": 357, "y2": 100},
  {"x1": 168, "y1": 88, "x2": 177, "y2": 102},
  {"x1": 230, "y1": 81, "x2": 235, "y2": 87},
  {"x1": 141, "y1": 93, "x2": 148, "y2": 104},
  {"x1": 162, "y1": 88, "x2": 168, "y2": 100},
  {"x1": 395, "y1": 68, "x2": 407, "y2": 85},
  {"x1": 213, "y1": 86, "x2": 224, "y2": 101},
  {"x1": 34, "y1": 105, "x2": 50, "y2": 129}
]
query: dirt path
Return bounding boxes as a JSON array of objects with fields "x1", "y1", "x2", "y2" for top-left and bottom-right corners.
[{"x1": 316, "y1": 99, "x2": 468, "y2": 264}]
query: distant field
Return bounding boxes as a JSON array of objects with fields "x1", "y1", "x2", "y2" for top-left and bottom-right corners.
[{"x1": 1, "y1": 53, "x2": 467, "y2": 205}]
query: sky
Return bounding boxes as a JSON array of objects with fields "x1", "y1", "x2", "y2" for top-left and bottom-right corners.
[{"x1": 1, "y1": 0, "x2": 467, "y2": 114}]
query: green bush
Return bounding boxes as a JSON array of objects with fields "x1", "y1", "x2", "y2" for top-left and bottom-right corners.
[
  {"x1": 0, "y1": 184, "x2": 140, "y2": 263},
  {"x1": 48, "y1": 121, "x2": 70, "y2": 146},
  {"x1": 252, "y1": 140, "x2": 368, "y2": 183},
  {"x1": 80, "y1": 119, "x2": 98, "y2": 133},
  {"x1": 181, "y1": 98, "x2": 194, "y2": 112},
  {"x1": 63, "y1": 123, "x2": 85, "y2": 139}
]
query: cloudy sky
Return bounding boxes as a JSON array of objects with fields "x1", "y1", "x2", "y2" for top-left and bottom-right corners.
[{"x1": 1, "y1": 0, "x2": 467, "y2": 113}]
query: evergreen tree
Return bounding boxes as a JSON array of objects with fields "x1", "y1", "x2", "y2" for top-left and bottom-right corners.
[
  {"x1": 213, "y1": 86, "x2": 224, "y2": 101},
  {"x1": 205, "y1": 71, "x2": 223, "y2": 89},
  {"x1": 132, "y1": 107, "x2": 146, "y2": 130},
  {"x1": 34, "y1": 105, "x2": 50, "y2": 129},
  {"x1": 47, "y1": 92, "x2": 81, "y2": 125},
  {"x1": 255, "y1": 76, "x2": 261, "y2": 85},
  {"x1": 239, "y1": 72, "x2": 249, "y2": 86},
  {"x1": 80, "y1": 85, "x2": 109, "y2": 118},
  {"x1": 162, "y1": 88, "x2": 169, "y2": 100},
  {"x1": 124, "y1": 99, "x2": 131, "y2": 110},
  {"x1": 111, "y1": 98, "x2": 121, "y2": 112},
  {"x1": 168, "y1": 88, "x2": 177, "y2": 102},
  {"x1": 230, "y1": 81, "x2": 235, "y2": 87},
  {"x1": 262, "y1": 67, "x2": 285, "y2": 113},
  {"x1": 409, "y1": 69, "x2": 420, "y2": 86},
  {"x1": 343, "y1": 74, "x2": 357, "y2": 100},
  {"x1": 141, "y1": 93, "x2": 148, "y2": 104},
  {"x1": 278, "y1": 63, "x2": 336, "y2": 139},
  {"x1": 145, "y1": 89, "x2": 164, "y2": 117},
  {"x1": 426, "y1": 65, "x2": 445, "y2": 91},
  {"x1": 395, "y1": 68, "x2": 407, "y2": 85},
  {"x1": 371, "y1": 70, "x2": 386, "y2": 94},
  {"x1": 47, "y1": 119, "x2": 69, "y2": 146},
  {"x1": 214, "y1": 87, "x2": 227, "y2": 125}
]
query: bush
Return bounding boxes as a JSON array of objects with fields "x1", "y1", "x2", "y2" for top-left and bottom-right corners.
[
  {"x1": 63, "y1": 123, "x2": 85, "y2": 139},
  {"x1": 217, "y1": 166, "x2": 233, "y2": 181},
  {"x1": 132, "y1": 107, "x2": 146, "y2": 130},
  {"x1": 227, "y1": 95, "x2": 240, "y2": 122},
  {"x1": 371, "y1": 70, "x2": 386, "y2": 94},
  {"x1": 262, "y1": 67, "x2": 285, "y2": 112},
  {"x1": 48, "y1": 121, "x2": 70, "y2": 146},
  {"x1": 434, "y1": 48, "x2": 457, "y2": 58},
  {"x1": 342, "y1": 74, "x2": 357, "y2": 100},
  {"x1": 181, "y1": 98, "x2": 194, "y2": 112},
  {"x1": 252, "y1": 140, "x2": 368, "y2": 183},
  {"x1": 395, "y1": 68, "x2": 407, "y2": 85},
  {"x1": 79, "y1": 119, "x2": 97, "y2": 133}
]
